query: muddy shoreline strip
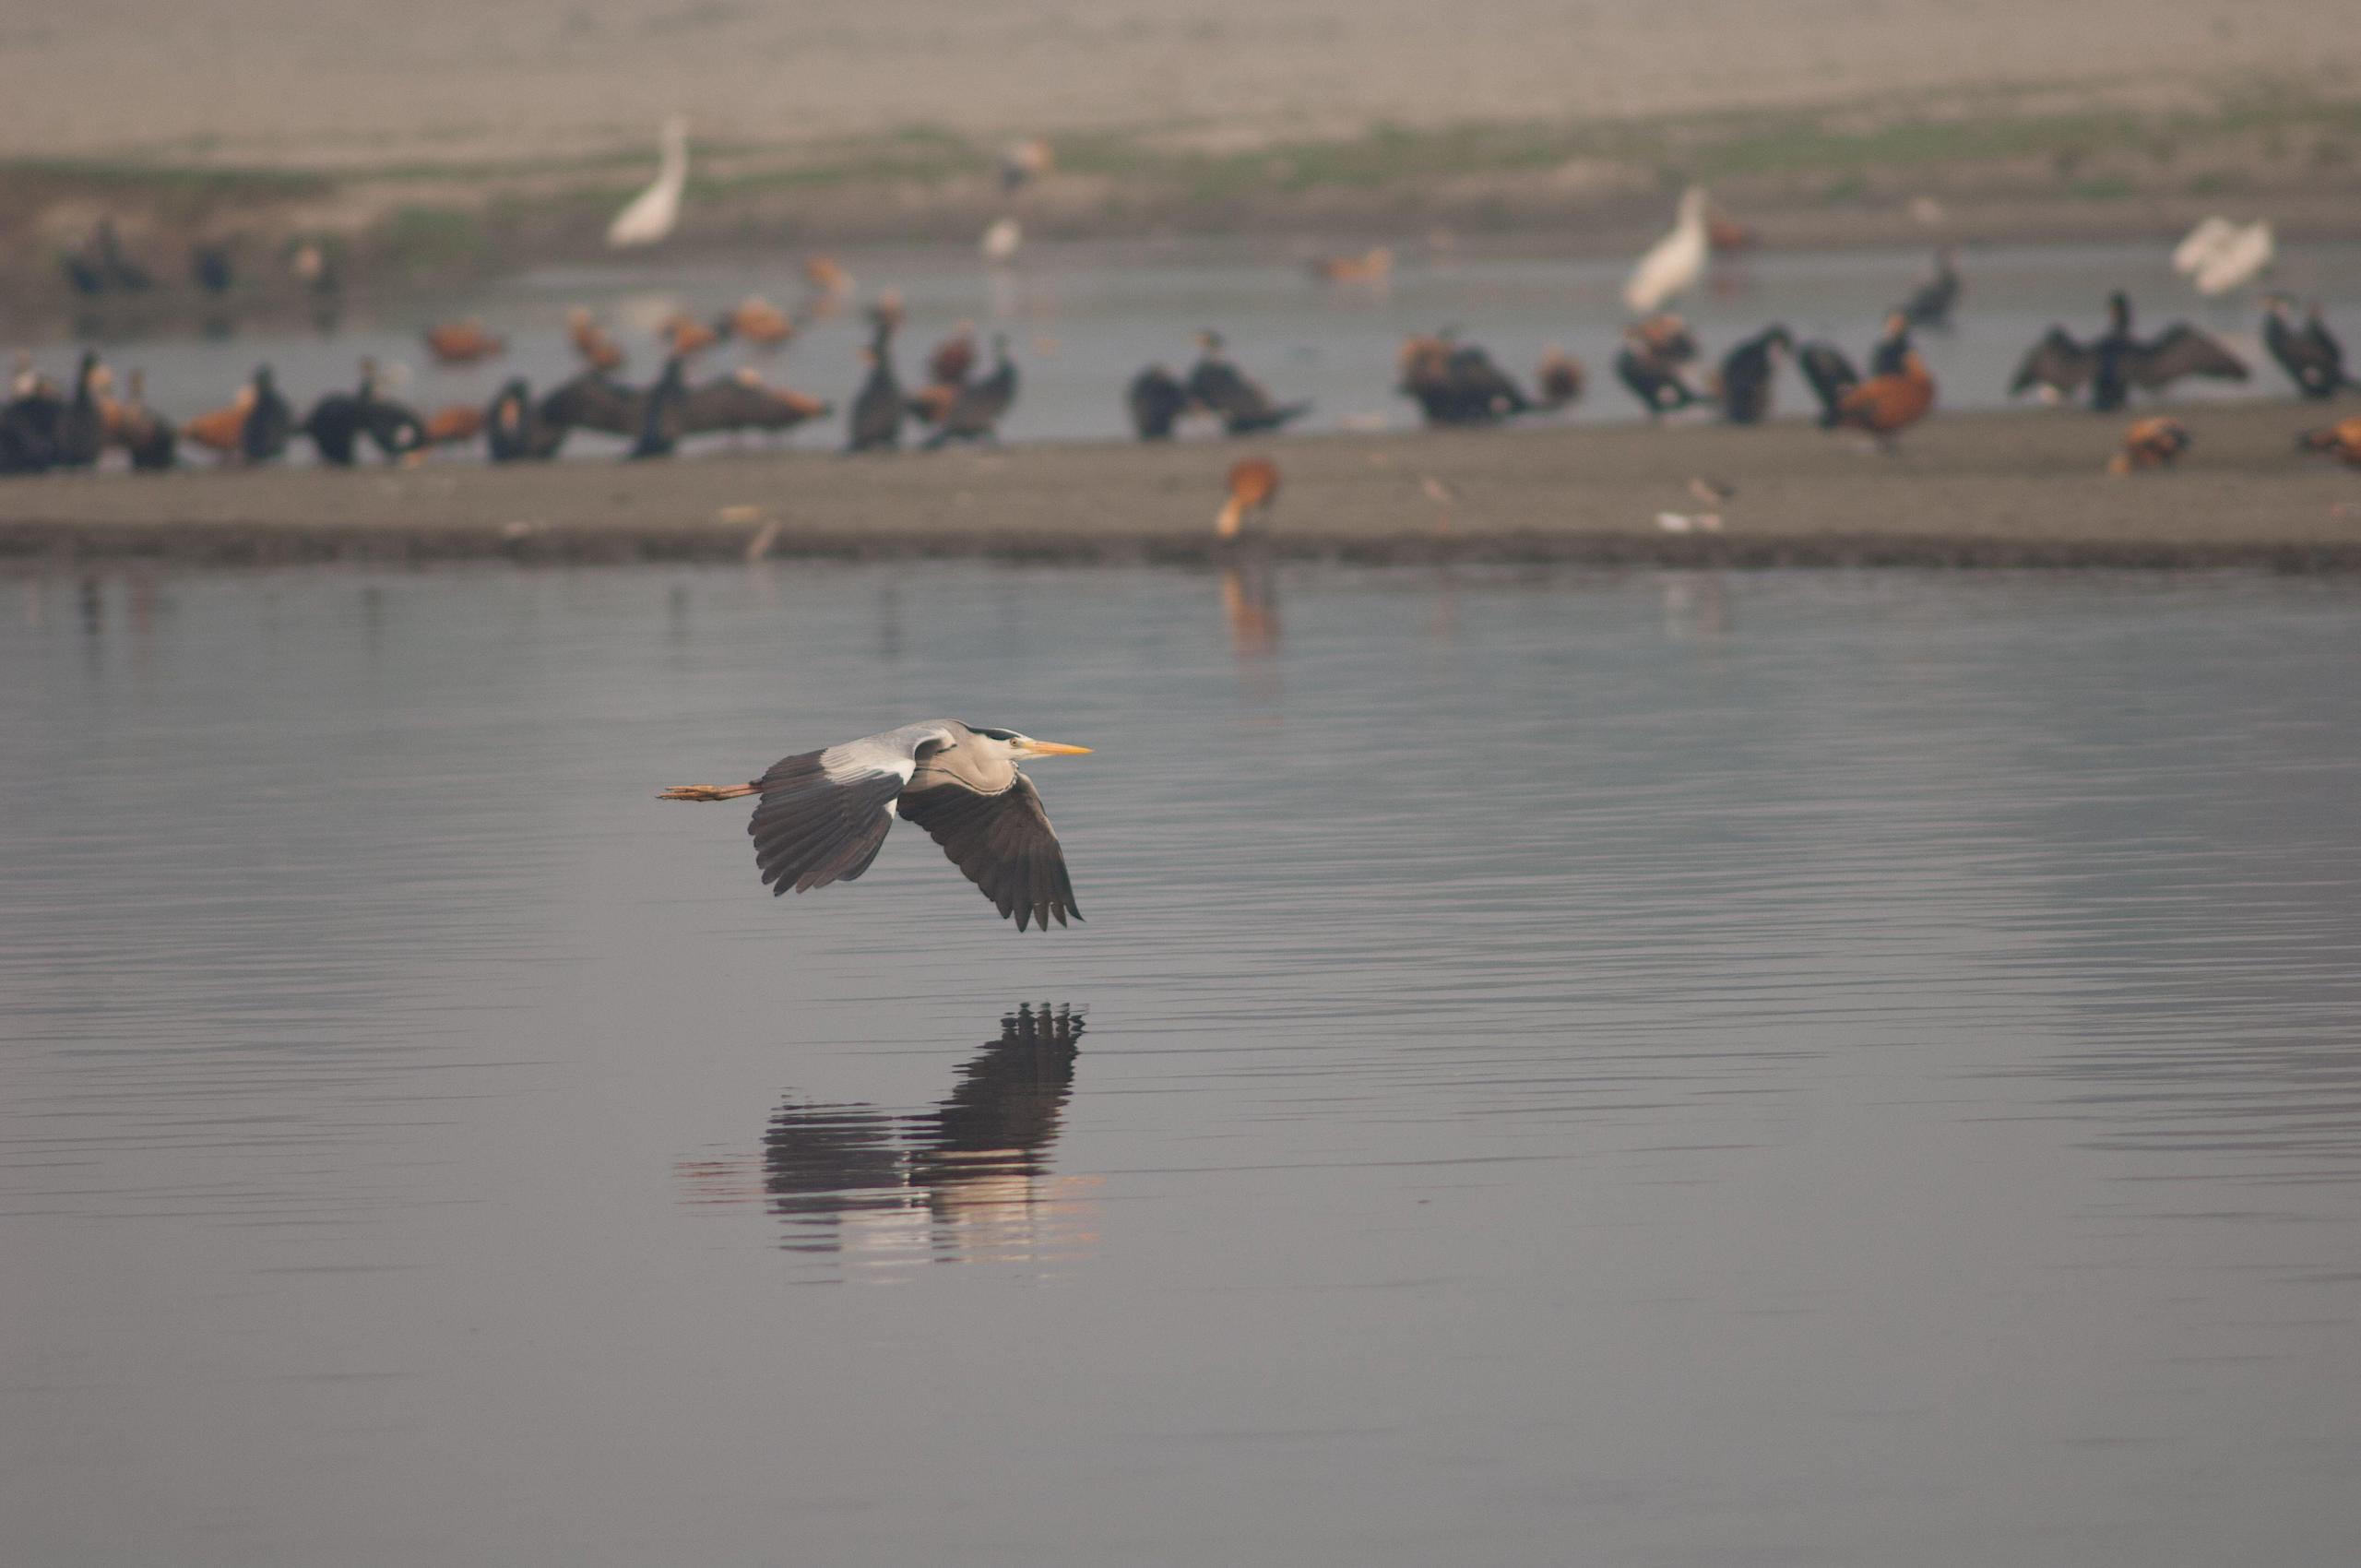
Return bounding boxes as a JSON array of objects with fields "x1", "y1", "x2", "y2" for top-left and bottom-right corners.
[{"x1": 4, "y1": 403, "x2": 2355, "y2": 572}]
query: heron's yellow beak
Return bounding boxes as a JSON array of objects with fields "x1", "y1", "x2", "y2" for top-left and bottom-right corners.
[{"x1": 1021, "y1": 740, "x2": 1093, "y2": 756}]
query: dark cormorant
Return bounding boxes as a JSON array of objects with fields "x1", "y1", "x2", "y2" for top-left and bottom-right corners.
[
  {"x1": 115, "y1": 371, "x2": 177, "y2": 471},
  {"x1": 630, "y1": 357, "x2": 688, "y2": 458},
  {"x1": 486, "y1": 380, "x2": 567, "y2": 462},
  {"x1": 1186, "y1": 330, "x2": 1310, "y2": 435},
  {"x1": 1613, "y1": 326, "x2": 1699, "y2": 419},
  {"x1": 61, "y1": 247, "x2": 107, "y2": 298},
  {"x1": 1714, "y1": 326, "x2": 1791, "y2": 425},
  {"x1": 240, "y1": 367, "x2": 293, "y2": 462},
  {"x1": 1126, "y1": 365, "x2": 1191, "y2": 439},
  {"x1": 360, "y1": 376, "x2": 428, "y2": 460},
  {"x1": 303, "y1": 362, "x2": 421, "y2": 465},
  {"x1": 1441, "y1": 341, "x2": 1527, "y2": 422},
  {"x1": 1897, "y1": 248, "x2": 1960, "y2": 330},
  {"x1": 1796, "y1": 341, "x2": 1861, "y2": 428},
  {"x1": 1395, "y1": 332, "x2": 1531, "y2": 425},
  {"x1": 56, "y1": 353, "x2": 111, "y2": 469},
  {"x1": 97, "y1": 221, "x2": 153, "y2": 291},
  {"x1": 1, "y1": 361, "x2": 66, "y2": 473},
  {"x1": 920, "y1": 336, "x2": 1017, "y2": 449},
  {"x1": 1868, "y1": 314, "x2": 1914, "y2": 377},
  {"x1": 191, "y1": 243, "x2": 235, "y2": 297},
  {"x1": 676, "y1": 370, "x2": 832, "y2": 439},
  {"x1": 847, "y1": 311, "x2": 906, "y2": 453},
  {"x1": 2263, "y1": 296, "x2": 2354, "y2": 399},
  {"x1": 540, "y1": 370, "x2": 647, "y2": 439},
  {"x1": 2011, "y1": 292, "x2": 2248, "y2": 410}
]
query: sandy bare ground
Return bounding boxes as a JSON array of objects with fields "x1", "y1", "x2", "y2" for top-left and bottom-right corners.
[
  {"x1": 10, "y1": 1, "x2": 2358, "y2": 165},
  {"x1": 4, "y1": 402, "x2": 2355, "y2": 570}
]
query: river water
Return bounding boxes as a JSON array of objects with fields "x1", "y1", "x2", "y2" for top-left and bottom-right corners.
[{"x1": 3, "y1": 563, "x2": 2358, "y2": 1565}]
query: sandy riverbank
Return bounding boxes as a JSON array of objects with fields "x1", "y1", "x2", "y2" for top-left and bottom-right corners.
[{"x1": 3, "y1": 402, "x2": 2356, "y2": 572}]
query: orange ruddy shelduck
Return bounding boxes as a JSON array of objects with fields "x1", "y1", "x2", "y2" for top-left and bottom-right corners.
[{"x1": 1217, "y1": 457, "x2": 1280, "y2": 539}]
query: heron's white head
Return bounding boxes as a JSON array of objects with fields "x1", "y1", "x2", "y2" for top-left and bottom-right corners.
[
  {"x1": 1679, "y1": 187, "x2": 1711, "y2": 225},
  {"x1": 969, "y1": 725, "x2": 1093, "y2": 761}
]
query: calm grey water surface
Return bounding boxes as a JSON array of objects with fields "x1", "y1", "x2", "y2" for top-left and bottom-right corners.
[{"x1": 3, "y1": 564, "x2": 2358, "y2": 1566}]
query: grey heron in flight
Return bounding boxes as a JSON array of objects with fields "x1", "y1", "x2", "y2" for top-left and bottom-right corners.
[{"x1": 661, "y1": 721, "x2": 1091, "y2": 930}]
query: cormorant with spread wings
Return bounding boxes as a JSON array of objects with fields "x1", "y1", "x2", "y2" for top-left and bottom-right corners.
[
  {"x1": 2264, "y1": 296, "x2": 2355, "y2": 400},
  {"x1": 661, "y1": 721, "x2": 1089, "y2": 930},
  {"x1": 2010, "y1": 291, "x2": 2248, "y2": 410}
]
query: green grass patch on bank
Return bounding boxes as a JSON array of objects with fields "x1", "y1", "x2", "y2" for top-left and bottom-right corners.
[
  {"x1": 0, "y1": 158, "x2": 329, "y2": 210},
  {"x1": 375, "y1": 204, "x2": 499, "y2": 277}
]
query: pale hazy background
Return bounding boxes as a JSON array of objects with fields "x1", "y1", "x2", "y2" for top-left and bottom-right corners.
[{"x1": 11, "y1": 0, "x2": 2357, "y2": 162}]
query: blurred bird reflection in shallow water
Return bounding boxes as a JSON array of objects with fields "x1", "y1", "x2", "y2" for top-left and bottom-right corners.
[
  {"x1": 1658, "y1": 572, "x2": 1731, "y2": 644},
  {"x1": 1219, "y1": 549, "x2": 1280, "y2": 659},
  {"x1": 678, "y1": 1004, "x2": 1097, "y2": 1281}
]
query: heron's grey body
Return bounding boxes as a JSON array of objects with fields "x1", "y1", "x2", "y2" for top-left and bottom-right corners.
[{"x1": 663, "y1": 719, "x2": 1085, "y2": 930}]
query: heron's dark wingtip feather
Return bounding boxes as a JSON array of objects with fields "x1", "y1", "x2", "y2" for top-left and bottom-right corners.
[{"x1": 896, "y1": 768, "x2": 1083, "y2": 932}]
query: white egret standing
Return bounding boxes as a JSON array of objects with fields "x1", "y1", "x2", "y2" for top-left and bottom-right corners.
[
  {"x1": 2171, "y1": 216, "x2": 2237, "y2": 278},
  {"x1": 1623, "y1": 187, "x2": 1710, "y2": 315},
  {"x1": 607, "y1": 117, "x2": 689, "y2": 250}
]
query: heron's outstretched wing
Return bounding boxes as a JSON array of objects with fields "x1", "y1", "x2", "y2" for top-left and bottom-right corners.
[
  {"x1": 2130, "y1": 326, "x2": 2249, "y2": 389},
  {"x1": 2010, "y1": 328, "x2": 2092, "y2": 396},
  {"x1": 747, "y1": 723, "x2": 954, "y2": 895},
  {"x1": 896, "y1": 773, "x2": 1082, "y2": 932}
]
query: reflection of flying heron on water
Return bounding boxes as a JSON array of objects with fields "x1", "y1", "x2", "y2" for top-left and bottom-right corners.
[{"x1": 678, "y1": 1005, "x2": 1097, "y2": 1277}]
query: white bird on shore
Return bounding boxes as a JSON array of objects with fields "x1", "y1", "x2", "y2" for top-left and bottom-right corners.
[
  {"x1": 2172, "y1": 216, "x2": 2236, "y2": 277},
  {"x1": 1654, "y1": 511, "x2": 1723, "y2": 534},
  {"x1": 2172, "y1": 215, "x2": 2272, "y2": 295},
  {"x1": 1623, "y1": 187, "x2": 1710, "y2": 315},
  {"x1": 607, "y1": 117, "x2": 689, "y2": 249},
  {"x1": 2192, "y1": 220, "x2": 2273, "y2": 297},
  {"x1": 980, "y1": 217, "x2": 1022, "y2": 266}
]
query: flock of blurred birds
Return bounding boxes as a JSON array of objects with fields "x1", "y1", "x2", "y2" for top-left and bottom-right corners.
[{"x1": 5, "y1": 118, "x2": 2360, "y2": 482}]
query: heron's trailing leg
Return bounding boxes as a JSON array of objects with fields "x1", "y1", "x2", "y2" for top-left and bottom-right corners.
[{"x1": 659, "y1": 781, "x2": 759, "y2": 802}]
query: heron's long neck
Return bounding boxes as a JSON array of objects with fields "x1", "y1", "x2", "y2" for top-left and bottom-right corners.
[{"x1": 916, "y1": 749, "x2": 1011, "y2": 792}]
